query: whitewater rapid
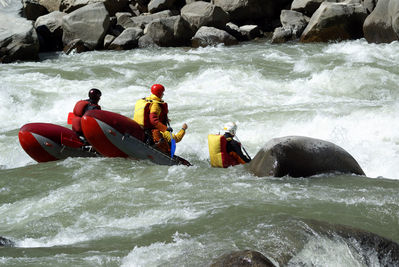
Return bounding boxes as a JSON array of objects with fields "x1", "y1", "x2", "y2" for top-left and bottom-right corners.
[
  {"x1": 1, "y1": 40, "x2": 398, "y2": 179},
  {"x1": 1, "y1": 39, "x2": 399, "y2": 267}
]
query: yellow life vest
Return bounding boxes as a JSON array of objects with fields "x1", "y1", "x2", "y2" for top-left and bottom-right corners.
[
  {"x1": 208, "y1": 134, "x2": 229, "y2": 168},
  {"x1": 133, "y1": 96, "x2": 166, "y2": 128},
  {"x1": 133, "y1": 98, "x2": 149, "y2": 128}
]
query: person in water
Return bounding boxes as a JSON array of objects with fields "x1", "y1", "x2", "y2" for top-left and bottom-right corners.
[
  {"x1": 223, "y1": 122, "x2": 251, "y2": 164},
  {"x1": 133, "y1": 84, "x2": 188, "y2": 154},
  {"x1": 72, "y1": 88, "x2": 102, "y2": 136}
]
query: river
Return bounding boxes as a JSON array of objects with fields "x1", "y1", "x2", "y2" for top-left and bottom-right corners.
[{"x1": 0, "y1": 38, "x2": 399, "y2": 266}]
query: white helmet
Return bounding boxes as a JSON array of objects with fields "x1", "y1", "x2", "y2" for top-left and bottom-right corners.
[{"x1": 223, "y1": 122, "x2": 237, "y2": 135}]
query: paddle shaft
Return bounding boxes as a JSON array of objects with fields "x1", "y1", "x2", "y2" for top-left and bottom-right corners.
[{"x1": 234, "y1": 135, "x2": 251, "y2": 160}]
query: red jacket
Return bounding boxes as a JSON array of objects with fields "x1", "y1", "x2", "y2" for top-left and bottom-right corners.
[{"x1": 72, "y1": 99, "x2": 101, "y2": 134}]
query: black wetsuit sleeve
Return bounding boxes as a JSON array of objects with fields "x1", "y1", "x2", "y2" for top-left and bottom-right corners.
[
  {"x1": 83, "y1": 99, "x2": 101, "y2": 114},
  {"x1": 229, "y1": 139, "x2": 251, "y2": 163},
  {"x1": 85, "y1": 104, "x2": 100, "y2": 112}
]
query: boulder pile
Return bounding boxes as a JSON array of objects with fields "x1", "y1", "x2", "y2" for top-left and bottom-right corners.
[{"x1": 1, "y1": 0, "x2": 398, "y2": 63}]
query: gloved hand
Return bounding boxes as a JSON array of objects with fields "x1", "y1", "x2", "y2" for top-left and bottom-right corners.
[{"x1": 166, "y1": 127, "x2": 173, "y2": 132}]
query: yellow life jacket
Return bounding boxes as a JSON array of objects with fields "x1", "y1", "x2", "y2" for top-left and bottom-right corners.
[
  {"x1": 208, "y1": 134, "x2": 230, "y2": 168},
  {"x1": 133, "y1": 96, "x2": 167, "y2": 129},
  {"x1": 133, "y1": 98, "x2": 149, "y2": 128}
]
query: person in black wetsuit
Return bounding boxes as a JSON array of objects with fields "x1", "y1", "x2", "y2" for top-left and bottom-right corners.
[
  {"x1": 71, "y1": 88, "x2": 102, "y2": 136},
  {"x1": 223, "y1": 122, "x2": 251, "y2": 164}
]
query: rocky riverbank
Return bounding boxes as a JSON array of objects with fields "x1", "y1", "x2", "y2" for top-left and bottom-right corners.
[{"x1": 1, "y1": 0, "x2": 398, "y2": 63}]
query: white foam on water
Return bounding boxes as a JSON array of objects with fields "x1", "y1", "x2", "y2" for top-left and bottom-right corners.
[
  {"x1": 121, "y1": 232, "x2": 204, "y2": 267},
  {"x1": 288, "y1": 236, "x2": 368, "y2": 267},
  {"x1": 0, "y1": 40, "x2": 398, "y2": 179}
]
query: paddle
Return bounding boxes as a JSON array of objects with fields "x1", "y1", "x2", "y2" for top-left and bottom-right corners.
[
  {"x1": 170, "y1": 132, "x2": 176, "y2": 158},
  {"x1": 235, "y1": 135, "x2": 251, "y2": 160},
  {"x1": 67, "y1": 112, "x2": 75, "y2": 125}
]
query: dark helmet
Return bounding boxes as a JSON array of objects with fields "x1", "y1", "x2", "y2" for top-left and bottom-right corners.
[{"x1": 88, "y1": 88, "x2": 101, "y2": 102}]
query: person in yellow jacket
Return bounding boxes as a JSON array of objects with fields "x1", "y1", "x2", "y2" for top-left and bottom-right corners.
[
  {"x1": 158, "y1": 123, "x2": 188, "y2": 154},
  {"x1": 133, "y1": 84, "x2": 188, "y2": 154}
]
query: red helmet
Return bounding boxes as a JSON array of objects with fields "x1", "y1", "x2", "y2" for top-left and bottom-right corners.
[{"x1": 151, "y1": 84, "x2": 165, "y2": 98}]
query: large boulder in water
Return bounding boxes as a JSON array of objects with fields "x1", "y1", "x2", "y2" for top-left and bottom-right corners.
[
  {"x1": 35, "y1": 11, "x2": 67, "y2": 51},
  {"x1": 303, "y1": 220, "x2": 399, "y2": 265},
  {"x1": 300, "y1": 1, "x2": 367, "y2": 42},
  {"x1": 246, "y1": 136, "x2": 365, "y2": 178},
  {"x1": 363, "y1": 0, "x2": 399, "y2": 43},
  {"x1": 211, "y1": 250, "x2": 276, "y2": 267},
  {"x1": 0, "y1": 13, "x2": 39, "y2": 63},
  {"x1": 0, "y1": 236, "x2": 14, "y2": 247},
  {"x1": 62, "y1": 2, "x2": 110, "y2": 50}
]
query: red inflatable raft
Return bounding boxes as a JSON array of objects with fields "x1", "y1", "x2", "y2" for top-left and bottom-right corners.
[
  {"x1": 18, "y1": 123, "x2": 98, "y2": 162},
  {"x1": 81, "y1": 110, "x2": 190, "y2": 166}
]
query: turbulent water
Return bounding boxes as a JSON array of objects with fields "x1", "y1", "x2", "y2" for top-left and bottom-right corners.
[{"x1": 1, "y1": 39, "x2": 399, "y2": 266}]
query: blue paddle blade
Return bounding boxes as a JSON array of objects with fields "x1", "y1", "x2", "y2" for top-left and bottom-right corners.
[{"x1": 170, "y1": 133, "x2": 176, "y2": 158}]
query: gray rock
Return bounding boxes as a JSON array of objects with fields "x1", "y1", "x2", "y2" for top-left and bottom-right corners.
[
  {"x1": 186, "y1": 0, "x2": 209, "y2": 3},
  {"x1": 272, "y1": 9, "x2": 310, "y2": 43},
  {"x1": 211, "y1": 250, "x2": 276, "y2": 267},
  {"x1": 246, "y1": 136, "x2": 365, "y2": 178},
  {"x1": 148, "y1": 0, "x2": 177, "y2": 13},
  {"x1": 60, "y1": 0, "x2": 129, "y2": 16},
  {"x1": 239, "y1": 25, "x2": 262, "y2": 40},
  {"x1": 60, "y1": 0, "x2": 87, "y2": 13},
  {"x1": 132, "y1": 0, "x2": 149, "y2": 13},
  {"x1": 138, "y1": 34, "x2": 158, "y2": 47},
  {"x1": 128, "y1": 3, "x2": 142, "y2": 16},
  {"x1": 362, "y1": 0, "x2": 377, "y2": 13},
  {"x1": 108, "y1": 27, "x2": 143, "y2": 50},
  {"x1": 271, "y1": 27, "x2": 294, "y2": 43},
  {"x1": 35, "y1": 11, "x2": 66, "y2": 33},
  {"x1": 300, "y1": 2, "x2": 367, "y2": 42},
  {"x1": 38, "y1": 0, "x2": 62, "y2": 13},
  {"x1": 225, "y1": 22, "x2": 245, "y2": 40},
  {"x1": 142, "y1": 15, "x2": 192, "y2": 46},
  {"x1": 0, "y1": 236, "x2": 14, "y2": 247},
  {"x1": 0, "y1": 14, "x2": 39, "y2": 63},
  {"x1": 22, "y1": 0, "x2": 49, "y2": 20},
  {"x1": 63, "y1": 38, "x2": 89, "y2": 54},
  {"x1": 116, "y1": 12, "x2": 135, "y2": 29},
  {"x1": 281, "y1": 9, "x2": 310, "y2": 34},
  {"x1": 291, "y1": 0, "x2": 326, "y2": 16},
  {"x1": 103, "y1": 34, "x2": 115, "y2": 48},
  {"x1": 35, "y1": 11, "x2": 66, "y2": 51},
  {"x1": 191, "y1": 26, "x2": 238, "y2": 47},
  {"x1": 181, "y1": 1, "x2": 229, "y2": 31},
  {"x1": 130, "y1": 10, "x2": 174, "y2": 29},
  {"x1": 212, "y1": 0, "x2": 292, "y2": 27},
  {"x1": 62, "y1": 2, "x2": 110, "y2": 50},
  {"x1": 363, "y1": 0, "x2": 399, "y2": 43}
]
